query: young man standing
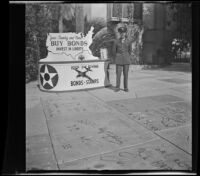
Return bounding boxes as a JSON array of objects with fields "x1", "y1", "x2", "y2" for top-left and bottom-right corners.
[{"x1": 112, "y1": 26, "x2": 132, "y2": 92}]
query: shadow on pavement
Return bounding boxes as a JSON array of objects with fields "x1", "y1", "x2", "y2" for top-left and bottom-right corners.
[
  {"x1": 105, "y1": 84, "x2": 116, "y2": 91},
  {"x1": 106, "y1": 84, "x2": 126, "y2": 92},
  {"x1": 141, "y1": 63, "x2": 191, "y2": 73}
]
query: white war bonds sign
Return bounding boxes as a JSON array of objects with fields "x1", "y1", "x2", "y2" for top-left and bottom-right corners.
[
  {"x1": 45, "y1": 26, "x2": 99, "y2": 61},
  {"x1": 39, "y1": 27, "x2": 109, "y2": 91}
]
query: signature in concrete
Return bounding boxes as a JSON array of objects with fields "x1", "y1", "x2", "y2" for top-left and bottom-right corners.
[
  {"x1": 127, "y1": 111, "x2": 161, "y2": 131},
  {"x1": 77, "y1": 119, "x2": 97, "y2": 128},
  {"x1": 62, "y1": 143, "x2": 72, "y2": 150},
  {"x1": 143, "y1": 120, "x2": 160, "y2": 131},
  {"x1": 55, "y1": 135, "x2": 72, "y2": 150},
  {"x1": 100, "y1": 151, "x2": 138, "y2": 166},
  {"x1": 99, "y1": 146, "x2": 191, "y2": 170},
  {"x1": 137, "y1": 148, "x2": 153, "y2": 160},
  {"x1": 160, "y1": 109, "x2": 188, "y2": 128},
  {"x1": 100, "y1": 148, "x2": 153, "y2": 167},
  {"x1": 164, "y1": 153, "x2": 191, "y2": 170},
  {"x1": 154, "y1": 147, "x2": 167, "y2": 155},
  {"x1": 174, "y1": 158, "x2": 191, "y2": 170},
  {"x1": 130, "y1": 107, "x2": 189, "y2": 131},
  {"x1": 151, "y1": 160, "x2": 173, "y2": 170},
  {"x1": 98, "y1": 127, "x2": 123, "y2": 145},
  {"x1": 155, "y1": 106, "x2": 189, "y2": 126},
  {"x1": 66, "y1": 124, "x2": 80, "y2": 132},
  {"x1": 128, "y1": 112, "x2": 144, "y2": 120},
  {"x1": 80, "y1": 136, "x2": 92, "y2": 146}
]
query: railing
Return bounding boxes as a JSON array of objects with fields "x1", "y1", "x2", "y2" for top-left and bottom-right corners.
[{"x1": 173, "y1": 51, "x2": 191, "y2": 63}]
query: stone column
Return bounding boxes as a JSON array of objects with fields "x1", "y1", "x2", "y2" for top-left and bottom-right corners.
[
  {"x1": 155, "y1": 3, "x2": 166, "y2": 64},
  {"x1": 142, "y1": 3, "x2": 167, "y2": 64},
  {"x1": 75, "y1": 4, "x2": 84, "y2": 33},
  {"x1": 59, "y1": 5, "x2": 64, "y2": 33},
  {"x1": 134, "y1": 2, "x2": 143, "y2": 22}
]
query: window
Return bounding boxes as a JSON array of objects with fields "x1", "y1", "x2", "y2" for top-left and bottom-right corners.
[
  {"x1": 143, "y1": 3, "x2": 155, "y2": 29},
  {"x1": 122, "y1": 3, "x2": 129, "y2": 19},
  {"x1": 107, "y1": 3, "x2": 129, "y2": 21},
  {"x1": 112, "y1": 3, "x2": 122, "y2": 18},
  {"x1": 134, "y1": 3, "x2": 142, "y2": 21},
  {"x1": 108, "y1": 3, "x2": 142, "y2": 23}
]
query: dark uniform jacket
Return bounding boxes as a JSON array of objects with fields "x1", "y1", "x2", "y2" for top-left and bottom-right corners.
[{"x1": 112, "y1": 39, "x2": 132, "y2": 65}]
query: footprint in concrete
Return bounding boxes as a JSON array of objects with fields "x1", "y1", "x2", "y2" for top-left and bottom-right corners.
[{"x1": 67, "y1": 124, "x2": 80, "y2": 132}]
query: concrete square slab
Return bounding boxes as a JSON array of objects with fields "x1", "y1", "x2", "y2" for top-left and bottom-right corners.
[
  {"x1": 59, "y1": 138, "x2": 191, "y2": 170},
  {"x1": 46, "y1": 108, "x2": 158, "y2": 138},
  {"x1": 26, "y1": 85, "x2": 40, "y2": 97},
  {"x1": 26, "y1": 98, "x2": 40, "y2": 109},
  {"x1": 170, "y1": 86, "x2": 191, "y2": 94},
  {"x1": 26, "y1": 64, "x2": 192, "y2": 171},
  {"x1": 143, "y1": 68, "x2": 190, "y2": 74},
  {"x1": 46, "y1": 108, "x2": 158, "y2": 164},
  {"x1": 52, "y1": 134, "x2": 114, "y2": 164},
  {"x1": 107, "y1": 96, "x2": 191, "y2": 132},
  {"x1": 147, "y1": 94, "x2": 185, "y2": 103},
  {"x1": 26, "y1": 134, "x2": 51, "y2": 151},
  {"x1": 88, "y1": 88, "x2": 138, "y2": 102},
  {"x1": 134, "y1": 88, "x2": 191, "y2": 103},
  {"x1": 125, "y1": 102, "x2": 191, "y2": 132},
  {"x1": 26, "y1": 85, "x2": 41, "y2": 109},
  {"x1": 55, "y1": 91, "x2": 97, "y2": 102},
  {"x1": 107, "y1": 95, "x2": 184, "y2": 114},
  {"x1": 26, "y1": 153, "x2": 58, "y2": 171},
  {"x1": 131, "y1": 73, "x2": 156, "y2": 80},
  {"x1": 41, "y1": 97, "x2": 113, "y2": 121},
  {"x1": 26, "y1": 134, "x2": 58, "y2": 171},
  {"x1": 26, "y1": 103, "x2": 49, "y2": 137},
  {"x1": 129, "y1": 80, "x2": 174, "y2": 90},
  {"x1": 51, "y1": 129, "x2": 157, "y2": 165},
  {"x1": 46, "y1": 117, "x2": 99, "y2": 136}
]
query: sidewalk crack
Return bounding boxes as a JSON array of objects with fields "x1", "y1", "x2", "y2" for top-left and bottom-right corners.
[{"x1": 40, "y1": 97, "x2": 60, "y2": 170}]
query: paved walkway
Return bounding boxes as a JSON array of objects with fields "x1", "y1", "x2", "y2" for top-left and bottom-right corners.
[{"x1": 26, "y1": 63, "x2": 192, "y2": 171}]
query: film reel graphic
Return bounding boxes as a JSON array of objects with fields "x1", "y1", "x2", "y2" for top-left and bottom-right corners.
[{"x1": 40, "y1": 64, "x2": 59, "y2": 90}]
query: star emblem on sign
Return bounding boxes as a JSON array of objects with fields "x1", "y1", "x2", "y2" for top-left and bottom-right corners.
[{"x1": 40, "y1": 64, "x2": 58, "y2": 90}]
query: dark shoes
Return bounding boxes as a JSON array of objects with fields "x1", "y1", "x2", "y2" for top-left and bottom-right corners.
[
  {"x1": 114, "y1": 87, "x2": 129, "y2": 92},
  {"x1": 114, "y1": 87, "x2": 120, "y2": 92},
  {"x1": 124, "y1": 88, "x2": 129, "y2": 92}
]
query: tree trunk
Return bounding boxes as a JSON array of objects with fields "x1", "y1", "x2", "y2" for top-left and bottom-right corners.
[{"x1": 75, "y1": 4, "x2": 84, "y2": 33}]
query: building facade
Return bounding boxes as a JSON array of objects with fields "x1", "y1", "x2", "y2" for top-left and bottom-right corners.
[
  {"x1": 75, "y1": 3, "x2": 177, "y2": 64},
  {"x1": 106, "y1": 3, "x2": 176, "y2": 64}
]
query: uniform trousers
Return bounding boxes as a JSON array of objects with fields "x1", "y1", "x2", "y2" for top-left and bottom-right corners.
[{"x1": 116, "y1": 64, "x2": 129, "y2": 89}]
